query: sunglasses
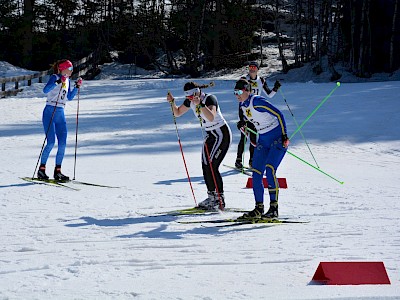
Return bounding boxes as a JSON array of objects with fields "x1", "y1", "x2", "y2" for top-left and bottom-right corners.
[
  {"x1": 67, "y1": 67, "x2": 73, "y2": 71},
  {"x1": 185, "y1": 87, "x2": 200, "y2": 99},
  {"x1": 249, "y1": 65, "x2": 258, "y2": 70},
  {"x1": 234, "y1": 89, "x2": 244, "y2": 95}
]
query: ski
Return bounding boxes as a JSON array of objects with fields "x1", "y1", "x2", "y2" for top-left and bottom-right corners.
[
  {"x1": 70, "y1": 180, "x2": 119, "y2": 188},
  {"x1": 142, "y1": 207, "x2": 248, "y2": 217},
  {"x1": 178, "y1": 217, "x2": 308, "y2": 225},
  {"x1": 223, "y1": 164, "x2": 252, "y2": 176},
  {"x1": 21, "y1": 177, "x2": 80, "y2": 191}
]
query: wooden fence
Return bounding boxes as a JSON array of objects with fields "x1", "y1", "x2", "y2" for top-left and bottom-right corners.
[
  {"x1": 0, "y1": 50, "x2": 100, "y2": 98},
  {"x1": 0, "y1": 70, "x2": 49, "y2": 98}
]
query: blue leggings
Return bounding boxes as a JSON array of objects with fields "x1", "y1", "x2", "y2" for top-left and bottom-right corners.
[
  {"x1": 41, "y1": 105, "x2": 68, "y2": 166},
  {"x1": 251, "y1": 126, "x2": 287, "y2": 204}
]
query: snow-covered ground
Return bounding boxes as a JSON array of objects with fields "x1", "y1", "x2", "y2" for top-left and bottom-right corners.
[{"x1": 0, "y1": 61, "x2": 400, "y2": 299}]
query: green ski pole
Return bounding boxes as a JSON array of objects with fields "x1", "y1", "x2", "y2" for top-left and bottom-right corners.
[
  {"x1": 290, "y1": 82, "x2": 341, "y2": 140},
  {"x1": 279, "y1": 88, "x2": 320, "y2": 168},
  {"x1": 245, "y1": 127, "x2": 343, "y2": 184},
  {"x1": 287, "y1": 150, "x2": 344, "y2": 184}
]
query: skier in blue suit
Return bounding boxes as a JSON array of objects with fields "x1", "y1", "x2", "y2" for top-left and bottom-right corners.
[
  {"x1": 234, "y1": 78, "x2": 289, "y2": 219},
  {"x1": 38, "y1": 59, "x2": 82, "y2": 181}
]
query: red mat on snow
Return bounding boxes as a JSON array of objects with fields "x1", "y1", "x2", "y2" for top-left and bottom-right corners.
[{"x1": 311, "y1": 262, "x2": 391, "y2": 285}]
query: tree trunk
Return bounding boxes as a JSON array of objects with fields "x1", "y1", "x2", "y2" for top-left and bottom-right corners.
[
  {"x1": 212, "y1": 0, "x2": 223, "y2": 68},
  {"x1": 390, "y1": 0, "x2": 399, "y2": 72},
  {"x1": 357, "y1": 0, "x2": 370, "y2": 77},
  {"x1": 298, "y1": 0, "x2": 305, "y2": 62},
  {"x1": 349, "y1": 0, "x2": 356, "y2": 72},
  {"x1": 293, "y1": 0, "x2": 300, "y2": 66},
  {"x1": 21, "y1": 0, "x2": 34, "y2": 68},
  {"x1": 194, "y1": 0, "x2": 206, "y2": 71},
  {"x1": 327, "y1": 0, "x2": 341, "y2": 81},
  {"x1": 274, "y1": 0, "x2": 288, "y2": 73},
  {"x1": 315, "y1": 0, "x2": 326, "y2": 74},
  {"x1": 307, "y1": 0, "x2": 314, "y2": 61}
]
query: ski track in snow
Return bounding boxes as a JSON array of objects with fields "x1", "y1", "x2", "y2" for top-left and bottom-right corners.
[{"x1": 0, "y1": 76, "x2": 400, "y2": 299}]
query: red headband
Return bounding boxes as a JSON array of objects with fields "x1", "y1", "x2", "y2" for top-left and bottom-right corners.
[{"x1": 58, "y1": 60, "x2": 73, "y2": 71}]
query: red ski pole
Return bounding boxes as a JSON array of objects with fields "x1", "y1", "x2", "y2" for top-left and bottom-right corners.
[{"x1": 168, "y1": 93, "x2": 197, "y2": 206}]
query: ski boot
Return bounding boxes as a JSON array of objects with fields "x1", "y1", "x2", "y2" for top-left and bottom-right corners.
[
  {"x1": 198, "y1": 191, "x2": 225, "y2": 210},
  {"x1": 37, "y1": 164, "x2": 49, "y2": 180},
  {"x1": 263, "y1": 201, "x2": 278, "y2": 219},
  {"x1": 54, "y1": 166, "x2": 70, "y2": 182},
  {"x1": 238, "y1": 202, "x2": 264, "y2": 220},
  {"x1": 214, "y1": 192, "x2": 225, "y2": 210},
  {"x1": 235, "y1": 158, "x2": 243, "y2": 169}
]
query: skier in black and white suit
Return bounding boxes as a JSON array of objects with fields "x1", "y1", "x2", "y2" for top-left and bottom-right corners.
[{"x1": 167, "y1": 82, "x2": 232, "y2": 211}]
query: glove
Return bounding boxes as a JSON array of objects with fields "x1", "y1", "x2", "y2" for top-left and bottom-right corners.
[
  {"x1": 273, "y1": 80, "x2": 281, "y2": 92},
  {"x1": 236, "y1": 120, "x2": 246, "y2": 130},
  {"x1": 167, "y1": 91, "x2": 175, "y2": 103},
  {"x1": 75, "y1": 77, "x2": 83, "y2": 88},
  {"x1": 282, "y1": 133, "x2": 290, "y2": 148}
]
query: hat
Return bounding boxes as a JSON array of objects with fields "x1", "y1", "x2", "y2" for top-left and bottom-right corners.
[
  {"x1": 234, "y1": 79, "x2": 249, "y2": 91},
  {"x1": 248, "y1": 61, "x2": 259, "y2": 69},
  {"x1": 58, "y1": 60, "x2": 73, "y2": 71}
]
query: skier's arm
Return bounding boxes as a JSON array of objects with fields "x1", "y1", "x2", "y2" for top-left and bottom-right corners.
[
  {"x1": 43, "y1": 74, "x2": 60, "y2": 94},
  {"x1": 67, "y1": 86, "x2": 78, "y2": 100},
  {"x1": 67, "y1": 78, "x2": 83, "y2": 100},
  {"x1": 238, "y1": 105, "x2": 245, "y2": 121},
  {"x1": 261, "y1": 77, "x2": 277, "y2": 98},
  {"x1": 167, "y1": 92, "x2": 190, "y2": 117},
  {"x1": 237, "y1": 105, "x2": 246, "y2": 130}
]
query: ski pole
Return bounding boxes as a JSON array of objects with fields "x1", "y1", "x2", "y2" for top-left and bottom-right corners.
[
  {"x1": 244, "y1": 127, "x2": 343, "y2": 184},
  {"x1": 290, "y1": 82, "x2": 341, "y2": 140},
  {"x1": 73, "y1": 87, "x2": 80, "y2": 180},
  {"x1": 279, "y1": 88, "x2": 320, "y2": 168},
  {"x1": 287, "y1": 150, "x2": 344, "y2": 184},
  {"x1": 168, "y1": 92, "x2": 197, "y2": 206},
  {"x1": 32, "y1": 85, "x2": 63, "y2": 179},
  {"x1": 198, "y1": 116, "x2": 224, "y2": 211},
  {"x1": 244, "y1": 127, "x2": 257, "y2": 136}
]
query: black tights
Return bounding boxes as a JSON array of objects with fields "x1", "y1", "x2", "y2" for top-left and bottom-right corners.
[{"x1": 202, "y1": 125, "x2": 231, "y2": 193}]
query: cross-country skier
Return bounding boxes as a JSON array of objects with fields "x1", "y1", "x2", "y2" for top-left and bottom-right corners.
[
  {"x1": 235, "y1": 61, "x2": 281, "y2": 169},
  {"x1": 37, "y1": 59, "x2": 82, "y2": 181},
  {"x1": 234, "y1": 78, "x2": 289, "y2": 219},
  {"x1": 167, "y1": 82, "x2": 232, "y2": 210}
]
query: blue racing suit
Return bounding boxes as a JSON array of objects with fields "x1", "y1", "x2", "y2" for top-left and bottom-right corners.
[
  {"x1": 41, "y1": 74, "x2": 78, "y2": 166},
  {"x1": 239, "y1": 94, "x2": 288, "y2": 204}
]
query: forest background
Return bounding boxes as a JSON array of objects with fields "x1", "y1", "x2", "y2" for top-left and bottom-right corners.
[{"x1": 0, "y1": 0, "x2": 399, "y2": 80}]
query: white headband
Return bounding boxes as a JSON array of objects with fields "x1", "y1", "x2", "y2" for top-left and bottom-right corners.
[{"x1": 184, "y1": 88, "x2": 200, "y2": 97}]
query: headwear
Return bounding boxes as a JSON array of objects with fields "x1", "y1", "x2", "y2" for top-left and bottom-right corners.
[
  {"x1": 58, "y1": 60, "x2": 73, "y2": 71},
  {"x1": 184, "y1": 88, "x2": 200, "y2": 97},
  {"x1": 234, "y1": 79, "x2": 249, "y2": 91},
  {"x1": 248, "y1": 61, "x2": 259, "y2": 69}
]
